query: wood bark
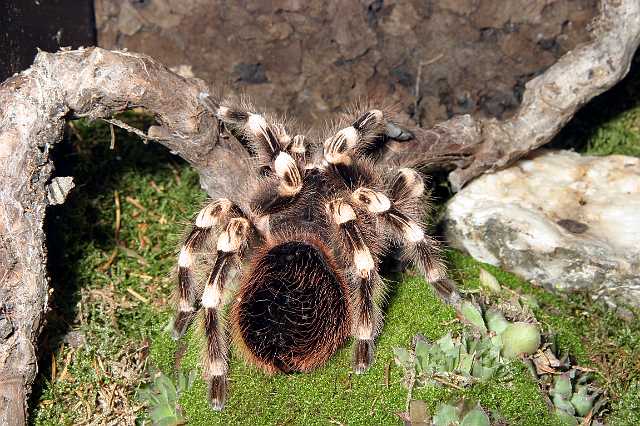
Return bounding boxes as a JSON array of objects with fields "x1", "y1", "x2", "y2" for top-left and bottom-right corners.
[{"x1": 0, "y1": 0, "x2": 638, "y2": 423}]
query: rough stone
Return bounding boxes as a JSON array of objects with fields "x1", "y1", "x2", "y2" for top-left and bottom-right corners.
[
  {"x1": 94, "y1": 0, "x2": 597, "y2": 126},
  {"x1": 443, "y1": 150, "x2": 640, "y2": 310}
]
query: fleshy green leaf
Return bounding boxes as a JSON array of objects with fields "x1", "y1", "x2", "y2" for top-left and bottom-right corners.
[
  {"x1": 552, "y1": 374, "x2": 573, "y2": 399},
  {"x1": 485, "y1": 309, "x2": 510, "y2": 335},
  {"x1": 554, "y1": 408, "x2": 579, "y2": 426},
  {"x1": 460, "y1": 301, "x2": 487, "y2": 332},
  {"x1": 460, "y1": 407, "x2": 491, "y2": 426},
  {"x1": 478, "y1": 268, "x2": 501, "y2": 293},
  {"x1": 393, "y1": 347, "x2": 412, "y2": 368},
  {"x1": 501, "y1": 322, "x2": 541, "y2": 358},
  {"x1": 433, "y1": 404, "x2": 459, "y2": 426}
]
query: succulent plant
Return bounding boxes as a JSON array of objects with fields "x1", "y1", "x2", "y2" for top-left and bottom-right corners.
[
  {"x1": 500, "y1": 322, "x2": 541, "y2": 359},
  {"x1": 548, "y1": 371, "x2": 601, "y2": 425},
  {"x1": 460, "y1": 301, "x2": 487, "y2": 332},
  {"x1": 401, "y1": 399, "x2": 490, "y2": 426},
  {"x1": 478, "y1": 268, "x2": 501, "y2": 293},
  {"x1": 484, "y1": 309, "x2": 509, "y2": 335},
  {"x1": 137, "y1": 369, "x2": 197, "y2": 425},
  {"x1": 432, "y1": 402, "x2": 491, "y2": 426},
  {"x1": 395, "y1": 267, "x2": 607, "y2": 425},
  {"x1": 394, "y1": 331, "x2": 506, "y2": 389}
]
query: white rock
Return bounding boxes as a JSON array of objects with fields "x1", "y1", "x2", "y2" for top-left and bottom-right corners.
[
  {"x1": 443, "y1": 150, "x2": 640, "y2": 309},
  {"x1": 47, "y1": 176, "x2": 75, "y2": 205}
]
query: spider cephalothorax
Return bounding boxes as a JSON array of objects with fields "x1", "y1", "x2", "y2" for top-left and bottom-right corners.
[{"x1": 172, "y1": 97, "x2": 461, "y2": 410}]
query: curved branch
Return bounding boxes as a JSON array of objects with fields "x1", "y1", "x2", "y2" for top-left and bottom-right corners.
[
  {"x1": 382, "y1": 0, "x2": 640, "y2": 191},
  {"x1": 0, "y1": 47, "x2": 249, "y2": 425}
]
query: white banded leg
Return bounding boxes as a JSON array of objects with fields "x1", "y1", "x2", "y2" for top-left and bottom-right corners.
[
  {"x1": 326, "y1": 199, "x2": 383, "y2": 373},
  {"x1": 323, "y1": 109, "x2": 384, "y2": 166},
  {"x1": 173, "y1": 199, "x2": 240, "y2": 339},
  {"x1": 388, "y1": 168, "x2": 425, "y2": 202},
  {"x1": 287, "y1": 134, "x2": 307, "y2": 161},
  {"x1": 202, "y1": 217, "x2": 251, "y2": 411},
  {"x1": 351, "y1": 186, "x2": 460, "y2": 306},
  {"x1": 273, "y1": 151, "x2": 302, "y2": 197},
  {"x1": 216, "y1": 104, "x2": 288, "y2": 167},
  {"x1": 250, "y1": 150, "x2": 304, "y2": 216}
]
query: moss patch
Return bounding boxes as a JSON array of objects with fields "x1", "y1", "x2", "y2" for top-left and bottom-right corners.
[{"x1": 149, "y1": 272, "x2": 565, "y2": 425}]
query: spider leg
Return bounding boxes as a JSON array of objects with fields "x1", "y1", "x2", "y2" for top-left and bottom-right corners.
[
  {"x1": 173, "y1": 199, "x2": 243, "y2": 339},
  {"x1": 351, "y1": 170, "x2": 461, "y2": 306},
  {"x1": 323, "y1": 109, "x2": 385, "y2": 166},
  {"x1": 202, "y1": 216, "x2": 252, "y2": 411},
  {"x1": 215, "y1": 100, "x2": 291, "y2": 169},
  {"x1": 249, "y1": 144, "x2": 305, "y2": 216},
  {"x1": 285, "y1": 134, "x2": 307, "y2": 161},
  {"x1": 326, "y1": 199, "x2": 384, "y2": 373},
  {"x1": 323, "y1": 107, "x2": 413, "y2": 164}
]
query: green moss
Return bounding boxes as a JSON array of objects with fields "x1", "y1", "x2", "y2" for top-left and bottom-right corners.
[
  {"x1": 149, "y1": 270, "x2": 557, "y2": 425},
  {"x1": 447, "y1": 251, "x2": 589, "y2": 363},
  {"x1": 150, "y1": 276, "x2": 460, "y2": 425},
  {"x1": 583, "y1": 106, "x2": 640, "y2": 156},
  {"x1": 550, "y1": 54, "x2": 640, "y2": 158},
  {"x1": 608, "y1": 382, "x2": 640, "y2": 426}
]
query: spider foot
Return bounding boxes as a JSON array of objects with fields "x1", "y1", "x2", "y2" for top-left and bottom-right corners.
[
  {"x1": 430, "y1": 277, "x2": 462, "y2": 307},
  {"x1": 172, "y1": 310, "x2": 197, "y2": 340},
  {"x1": 353, "y1": 339, "x2": 374, "y2": 374},
  {"x1": 207, "y1": 375, "x2": 227, "y2": 411}
]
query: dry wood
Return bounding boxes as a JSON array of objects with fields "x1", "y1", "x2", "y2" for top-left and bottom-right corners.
[
  {"x1": 0, "y1": 0, "x2": 638, "y2": 422},
  {"x1": 382, "y1": 0, "x2": 640, "y2": 191}
]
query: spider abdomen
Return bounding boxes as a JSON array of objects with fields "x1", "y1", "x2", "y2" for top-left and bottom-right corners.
[{"x1": 231, "y1": 240, "x2": 351, "y2": 374}]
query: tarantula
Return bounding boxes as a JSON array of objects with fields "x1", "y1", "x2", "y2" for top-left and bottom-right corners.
[{"x1": 172, "y1": 97, "x2": 461, "y2": 410}]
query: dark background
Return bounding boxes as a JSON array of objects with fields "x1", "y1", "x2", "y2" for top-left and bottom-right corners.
[{"x1": 0, "y1": 0, "x2": 95, "y2": 82}]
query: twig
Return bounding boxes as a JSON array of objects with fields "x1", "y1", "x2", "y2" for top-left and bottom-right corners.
[
  {"x1": 581, "y1": 409, "x2": 594, "y2": 426},
  {"x1": 102, "y1": 118, "x2": 155, "y2": 144},
  {"x1": 98, "y1": 248, "x2": 118, "y2": 272},
  {"x1": 384, "y1": 361, "x2": 390, "y2": 389},
  {"x1": 414, "y1": 61, "x2": 423, "y2": 126},
  {"x1": 414, "y1": 53, "x2": 443, "y2": 126},
  {"x1": 67, "y1": 121, "x2": 83, "y2": 141},
  {"x1": 370, "y1": 395, "x2": 379, "y2": 416},
  {"x1": 50, "y1": 353, "x2": 57, "y2": 382},
  {"x1": 125, "y1": 196, "x2": 146, "y2": 211},
  {"x1": 114, "y1": 190, "x2": 121, "y2": 243},
  {"x1": 149, "y1": 180, "x2": 163, "y2": 193},
  {"x1": 126, "y1": 287, "x2": 149, "y2": 304},
  {"x1": 57, "y1": 348, "x2": 76, "y2": 382},
  {"x1": 432, "y1": 375, "x2": 464, "y2": 390},
  {"x1": 405, "y1": 352, "x2": 416, "y2": 413},
  {"x1": 573, "y1": 365, "x2": 598, "y2": 373},
  {"x1": 109, "y1": 122, "x2": 116, "y2": 150}
]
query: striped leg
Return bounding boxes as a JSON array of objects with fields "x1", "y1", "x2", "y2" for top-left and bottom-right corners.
[
  {"x1": 215, "y1": 102, "x2": 289, "y2": 168},
  {"x1": 202, "y1": 217, "x2": 252, "y2": 410},
  {"x1": 323, "y1": 109, "x2": 385, "y2": 166},
  {"x1": 351, "y1": 173, "x2": 461, "y2": 306},
  {"x1": 285, "y1": 134, "x2": 308, "y2": 162},
  {"x1": 250, "y1": 141, "x2": 304, "y2": 215},
  {"x1": 173, "y1": 199, "x2": 242, "y2": 340},
  {"x1": 326, "y1": 199, "x2": 384, "y2": 373}
]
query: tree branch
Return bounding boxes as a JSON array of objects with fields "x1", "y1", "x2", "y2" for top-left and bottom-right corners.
[{"x1": 381, "y1": 0, "x2": 640, "y2": 191}]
